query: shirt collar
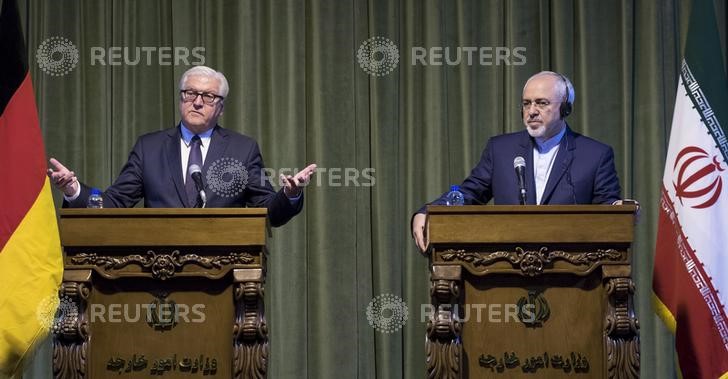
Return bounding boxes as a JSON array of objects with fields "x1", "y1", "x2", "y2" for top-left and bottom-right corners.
[
  {"x1": 180, "y1": 123, "x2": 215, "y2": 146},
  {"x1": 534, "y1": 126, "x2": 566, "y2": 153}
]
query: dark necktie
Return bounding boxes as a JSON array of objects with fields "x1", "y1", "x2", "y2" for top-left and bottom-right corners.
[{"x1": 185, "y1": 135, "x2": 202, "y2": 207}]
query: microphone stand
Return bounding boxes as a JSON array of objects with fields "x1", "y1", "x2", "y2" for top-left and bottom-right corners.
[{"x1": 198, "y1": 190, "x2": 207, "y2": 208}]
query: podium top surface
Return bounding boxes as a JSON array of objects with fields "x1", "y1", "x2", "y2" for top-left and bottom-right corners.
[
  {"x1": 426, "y1": 205, "x2": 636, "y2": 244},
  {"x1": 58, "y1": 208, "x2": 268, "y2": 247},
  {"x1": 59, "y1": 208, "x2": 268, "y2": 217},
  {"x1": 426, "y1": 204, "x2": 637, "y2": 214}
]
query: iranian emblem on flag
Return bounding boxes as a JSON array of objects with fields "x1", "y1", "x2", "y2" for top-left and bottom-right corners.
[{"x1": 673, "y1": 146, "x2": 724, "y2": 209}]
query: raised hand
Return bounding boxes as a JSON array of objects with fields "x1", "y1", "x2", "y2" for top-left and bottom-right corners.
[
  {"x1": 47, "y1": 158, "x2": 79, "y2": 197},
  {"x1": 280, "y1": 163, "x2": 317, "y2": 198}
]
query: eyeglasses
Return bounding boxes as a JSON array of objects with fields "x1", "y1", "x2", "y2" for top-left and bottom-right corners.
[
  {"x1": 521, "y1": 99, "x2": 560, "y2": 110},
  {"x1": 180, "y1": 90, "x2": 224, "y2": 105}
]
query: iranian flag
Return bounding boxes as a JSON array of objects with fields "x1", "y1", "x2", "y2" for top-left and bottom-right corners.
[{"x1": 652, "y1": 0, "x2": 728, "y2": 377}]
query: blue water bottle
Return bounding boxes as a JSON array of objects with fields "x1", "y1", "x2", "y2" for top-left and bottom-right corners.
[
  {"x1": 87, "y1": 189, "x2": 104, "y2": 208},
  {"x1": 445, "y1": 185, "x2": 464, "y2": 206}
]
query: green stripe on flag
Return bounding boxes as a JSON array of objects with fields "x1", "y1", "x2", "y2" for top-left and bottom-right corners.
[
  {"x1": 680, "y1": 61, "x2": 728, "y2": 162},
  {"x1": 682, "y1": 0, "x2": 728, "y2": 156}
]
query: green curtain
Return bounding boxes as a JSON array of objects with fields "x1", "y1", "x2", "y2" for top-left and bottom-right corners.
[{"x1": 15, "y1": 0, "x2": 727, "y2": 378}]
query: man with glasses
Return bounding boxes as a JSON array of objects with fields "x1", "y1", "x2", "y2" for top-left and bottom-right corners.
[
  {"x1": 411, "y1": 71, "x2": 624, "y2": 252},
  {"x1": 48, "y1": 65, "x2": 316, "y2": 227}
]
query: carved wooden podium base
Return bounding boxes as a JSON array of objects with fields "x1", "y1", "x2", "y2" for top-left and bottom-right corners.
[
  {"x1": 425, "y1": 206, "x2": 640, "y2": 379},
  {"x1": 233, "y1": 268, "x2": 268, "y2": 379},
  {"x1": 426, "y1": 265, "x2": 463, "y2": 379},
  {"x1": 54, "y1": 209, "x2": 270, "y2": 379}
]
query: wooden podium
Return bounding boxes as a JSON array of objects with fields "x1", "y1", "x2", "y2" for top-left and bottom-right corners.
[
  {"x1": 424, "y1": 205, "x2": 640, "y2": 378},
  {"x1": 53, "y1": 209, "x2": 269, "y2": 379}
]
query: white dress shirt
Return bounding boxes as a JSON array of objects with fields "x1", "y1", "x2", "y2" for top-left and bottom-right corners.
[{"x1": 533, "y1": 127, "x2": 566, "y2": 205}]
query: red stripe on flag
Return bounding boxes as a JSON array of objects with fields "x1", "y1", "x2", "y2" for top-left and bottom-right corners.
[
  {"x1": 0, "y1": 73, "x2": 46, "y2": 252},
  {"x1": 654, "y1": 186, "x2": 728, "y2": 378}
]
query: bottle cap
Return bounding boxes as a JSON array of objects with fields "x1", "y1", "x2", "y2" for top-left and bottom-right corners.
[{"x1": 450, "y1": 185, "x2": 460, "y2": 192}]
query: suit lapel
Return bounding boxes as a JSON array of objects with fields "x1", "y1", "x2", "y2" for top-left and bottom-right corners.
[
  {"x1": 540, "y1": 127, "x2": 575, "y2": 205},
  {"x1": 165, "y1": 125, "x2": 188, "y2": 206},
  {"x1": 518, "y1": 132, "x2": 537, "y2": 205},
  {"x1": 203, "y1": 125, "x2": 230, "y2": 177}
]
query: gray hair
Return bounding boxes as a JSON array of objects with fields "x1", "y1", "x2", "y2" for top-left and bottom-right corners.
[
  {"x1": 523, "y1": 71, "x2": 575, "y2": 106},
  {"x1": 179, "y1": 66, "x2": 230, "y2": 98}
]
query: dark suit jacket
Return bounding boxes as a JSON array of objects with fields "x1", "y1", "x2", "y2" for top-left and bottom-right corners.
[
  {"x1": 65, "y1": 125, "x2": 302, "y2": 227},
  {"x1": 418, "y1": 127, "x2": 621, "y2": 213}
]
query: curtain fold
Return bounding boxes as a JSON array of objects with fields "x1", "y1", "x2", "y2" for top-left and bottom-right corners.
[{"x1": 18, "y1": 0, "x2": 727, "y2": 378}]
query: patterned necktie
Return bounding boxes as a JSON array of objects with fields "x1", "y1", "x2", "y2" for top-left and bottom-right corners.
[{"x1": 185, "y1": 135, "x2": 202, "y2": 207}]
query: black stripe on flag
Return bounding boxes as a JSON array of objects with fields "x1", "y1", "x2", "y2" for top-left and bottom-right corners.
[{"x1": 0, "y1": 0, "x2": 28, "y2": 116}]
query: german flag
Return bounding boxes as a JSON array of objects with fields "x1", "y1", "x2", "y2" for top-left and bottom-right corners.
[{"x1": 0, "y1": 0, "x2": 64, "y2": 376}]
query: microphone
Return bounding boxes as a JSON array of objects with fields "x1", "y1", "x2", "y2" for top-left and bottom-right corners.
[
  {"x1": 189, "y1": 164, "x2": 207, "y2": 208},
  {"x1": 513, "y1": 156, "x2": 527, "y2": 205}
]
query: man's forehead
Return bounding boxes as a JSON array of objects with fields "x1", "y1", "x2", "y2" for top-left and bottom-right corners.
[
  {"x1": 184, "y1": 75, "x2": 220, "y2": 90},
  {"x1": 523, "y1": 75, "x2": 560, "y2": 96}
]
